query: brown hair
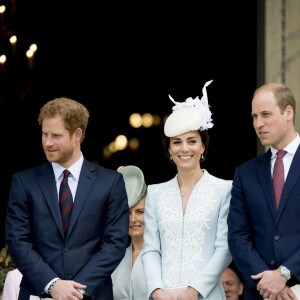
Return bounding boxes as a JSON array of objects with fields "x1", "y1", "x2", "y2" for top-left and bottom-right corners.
[
  {"x1": 162, "y1": 130, "x2": 210, "y2": 165},
  {"x1": 38, "y1": 97, "x2": 90, "y2": 142}
]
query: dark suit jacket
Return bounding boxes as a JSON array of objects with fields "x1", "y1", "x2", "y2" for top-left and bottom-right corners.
[
  {"x1": 5, "y1": 159, "x2": 129, "y2": 300},
  {"x1": 227, "y1": 145, "x2": 300, "y2": 299}
]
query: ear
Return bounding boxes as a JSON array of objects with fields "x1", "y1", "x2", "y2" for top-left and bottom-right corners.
[
  {"x1": 285, "y1": 105, "x2": 294, "y2": 120},
  {"x1": 74, "y1": 128, "x2": 83, "y2": 142},
  {"x1": 238, "y1": 282, "x2": 244, "y2": 296}
]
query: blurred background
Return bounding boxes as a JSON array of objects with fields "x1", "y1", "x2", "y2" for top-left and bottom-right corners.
[{"x1": 0, "y1": 1, "x2": 259, "y2": 246}]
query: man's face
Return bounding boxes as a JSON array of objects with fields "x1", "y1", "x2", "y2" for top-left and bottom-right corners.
[
  {"x1": 42, "y1": 116, "x2": 80, "y2": 168},
  {"x1": 251, "y1": 90, "x2": 291, "y2": 149},
  {"x1": 221, "y1": 268, "x2": 244, "y2": 300}
]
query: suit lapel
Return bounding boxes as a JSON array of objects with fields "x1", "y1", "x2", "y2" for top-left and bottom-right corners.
[
  {"x1": 277, "y1": 145, "x2": 300, "y2": 213},
  {"x1": 256, "y1": 150, "x2": 277, "y2": 219},
  {"x1": 37, "y1": 163, "x2": 65, "y2": 238},
  {"x1": 66, "y1": 159, "x2": 96, "y2": 238}
]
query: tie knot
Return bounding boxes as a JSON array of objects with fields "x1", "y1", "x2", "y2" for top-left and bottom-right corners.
[
  {"x1": 63, "y1": 169, "x2": 71, "y2": 178},
  {"x1": 276, "y1": 150, "x2": 287, "y2": 159}
]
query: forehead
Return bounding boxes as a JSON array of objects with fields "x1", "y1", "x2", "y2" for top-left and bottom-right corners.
[
  {"x1": 42, "y1": 116, "x2": 66, "y2": 130},
  {"x1": 252, "y1": 90, "x2": 278, "y2": 111},
  {"x1": 221, "y1": 268, "x2": 238, "y2": 280},
  {"x1": 171, "y1": 131, "x2": 200, "y2": 140}
]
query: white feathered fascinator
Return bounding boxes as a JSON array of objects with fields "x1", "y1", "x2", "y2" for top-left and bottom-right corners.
[{"x1": 164, "y1": 80, "x2": 214, "y2": 137}]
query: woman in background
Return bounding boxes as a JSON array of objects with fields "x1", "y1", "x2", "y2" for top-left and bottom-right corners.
[{"x1": 112, "y1": 165, "x2": 147, "y2": 300}]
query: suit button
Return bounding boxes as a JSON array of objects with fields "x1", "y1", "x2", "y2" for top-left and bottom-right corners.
[
  {"x1": 274, "y1": 236, "x2": 279, "y2": 240},
  {"x1": 271, "y1": 261, "x2": 275, "y2": 265},
  {"x1": 64, "y1": 247, "x2": 69, "y2": 252}
]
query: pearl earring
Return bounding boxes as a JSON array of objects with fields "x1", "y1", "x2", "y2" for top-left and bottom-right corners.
[{"x1": 170, "y1": 155, "x2": 173, "y2": 161}]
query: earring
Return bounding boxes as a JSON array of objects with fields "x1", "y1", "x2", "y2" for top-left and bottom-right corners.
[
  {"x1": 170, "y1": 155, "x2": 173, "y2": 161},
  {"x1": 201, "y1": 154, "x2": 205, "y2": 161}
]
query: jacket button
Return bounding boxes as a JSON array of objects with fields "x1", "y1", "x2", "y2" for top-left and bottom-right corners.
[{"x1": 274, "y1": 236, "x2": 279, "y2": 240}]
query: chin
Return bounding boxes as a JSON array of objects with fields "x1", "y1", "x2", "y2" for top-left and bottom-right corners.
[
  {"x1": 45, "y1": 156, "x2": 56, "y2": 162},
  {"x1": 129, "y1": 232, "x2": 143, "y2": 238}
]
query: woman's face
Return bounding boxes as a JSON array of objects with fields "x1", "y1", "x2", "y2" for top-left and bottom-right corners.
[
  {"x1": 168, "y1": 131, "x2": 204, "y2": 171},
  {"x1": 129, "y1": 198, "x2": 145, "y2": 238}
]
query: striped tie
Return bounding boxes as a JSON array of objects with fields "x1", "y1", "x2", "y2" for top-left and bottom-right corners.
[{"x1": 59, "y1": 170, "x2": 73, "y2": 235}]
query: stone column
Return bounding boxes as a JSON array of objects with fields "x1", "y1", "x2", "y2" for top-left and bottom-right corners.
[{"x1": 257, "y1": 0, "x2": 300, "y2": 154}]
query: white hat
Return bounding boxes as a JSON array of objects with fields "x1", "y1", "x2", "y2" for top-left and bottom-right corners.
[
  {"x1": 118, "y1": 165, "x2": 147, "y2": 208},
  {"x1": 164, "y1": 80, "x2": 214, "y2": 137}
]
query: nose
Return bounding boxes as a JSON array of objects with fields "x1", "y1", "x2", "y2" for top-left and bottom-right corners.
[
  {"x1": 129, "y1": 213, "x2": 136, "y2": 223},
  {"x1": 44, "y1": 136, "x2": 54, "y2": 146},
  {"x1": 182, "y1": 142, "x2": 189, "y2": 152},
  {"x1": 253, "y1": 116, "x2": 263, "y2": 129},
  {"x1": 222, "y1": 283, "x2": 228, "y2": 292}
]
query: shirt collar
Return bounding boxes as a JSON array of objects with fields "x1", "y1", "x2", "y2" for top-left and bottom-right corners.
[
  {"x1": 52, "y1": 152, "x2": 84, "y2": 182},
  {"x1": 270, "y1": 132, "x2": 300, "y2": 159}
]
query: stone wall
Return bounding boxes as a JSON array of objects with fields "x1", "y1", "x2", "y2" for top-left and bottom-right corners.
[{"x1": 257, "y1": 0, "x2": 300, "y2": 154}]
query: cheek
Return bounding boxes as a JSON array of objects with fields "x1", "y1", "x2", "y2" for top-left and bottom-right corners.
[
  {"x1": 169, "y1": 144, "x2": 178, "y2": 154},
  {"x1": 138, "y1": 215, "x2": 145, "y2": 224}
]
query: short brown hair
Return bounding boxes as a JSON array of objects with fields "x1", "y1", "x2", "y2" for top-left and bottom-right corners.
[{"x1": 254, "y1": 83, "x2": 296, "y2": 123}]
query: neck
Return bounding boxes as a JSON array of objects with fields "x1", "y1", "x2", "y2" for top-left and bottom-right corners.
[
  {"x1": 177, "y1": 169, "x2": 204, "y2": 197},
  {"x1": 131, "y1": 236, "x2": 144, "y2": 252},
  {"x1": 177, "y1": 169, "x2": 204, "y2": 188}
]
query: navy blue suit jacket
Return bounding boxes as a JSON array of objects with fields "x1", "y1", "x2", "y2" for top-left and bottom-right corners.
[
  {"x1": 6, "y1": 159, "x2": 129, "y2": 300},
  {"x1": 228, "y1": 145, "x2": 300, "y2": 299}
]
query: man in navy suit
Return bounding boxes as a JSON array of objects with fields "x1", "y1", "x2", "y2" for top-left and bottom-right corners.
[
  {"x1": 228, "y1": 83, "x2": 300, "y2": 300},
  {"x1": 5, "y1": 97, "x2": 129, "y2": 300}
]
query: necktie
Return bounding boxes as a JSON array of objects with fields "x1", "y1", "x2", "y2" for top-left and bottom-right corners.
[
  {"x1": 59, "y1": 170, "x2": 73, "y2": 235},
  {"x1": 273, "y1": 150, "x2": 287, "y2": 209}
]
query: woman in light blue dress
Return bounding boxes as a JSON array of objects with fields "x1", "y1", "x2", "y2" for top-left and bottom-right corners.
[
  {"x1": 112, "y1": 165, "x2": 147, "y2": 300},
  {"x1": 141, "y1": 80, "x2": 232, "y2": 300}
]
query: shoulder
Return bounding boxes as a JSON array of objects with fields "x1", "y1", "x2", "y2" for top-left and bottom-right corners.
[
  {"x1": 147, "y1": 177, "x2": 176, "y2": 192},
  {"x1": 203, "y1": 170, "x2": 233, "y2": 188},
  {"x1": 83, "y1": 160, "x2": 121, "y2": 178},
  {"x1": 12, "y1": 163, "x2": 51, "y2": 179},
  {"x1": 235, "y1": 150, "x2": 270, "y2": 173}
]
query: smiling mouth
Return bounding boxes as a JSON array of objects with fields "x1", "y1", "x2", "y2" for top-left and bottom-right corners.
[{"x1": 179, "y1": 155, "x2": 192, "y2": 159}]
